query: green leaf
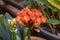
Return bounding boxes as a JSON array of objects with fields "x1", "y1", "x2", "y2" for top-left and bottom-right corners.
[
  {"x1": 4, "y1": 13, "x2": 13, "y2": 30},
  {"x1": 15, "y1": 23, "x2": 21, "y2": 40},
  {"x1": 0, "y1": 23, "x2": 11, "y2": 40},
  {"x1": 48, "y1": 0, "x2": 60, "y2": 10},
  {"x1": 0, "y1": 13, "x2": 11, "y2": 40},
  {"x1": 4, "y1": 13, "x2": 13, "y2": 40},
  {"x1": 0, "y1": 14, "x2": 5, "y2": 24},
  {"x1": 5, "y1": 13, "x2": 13, "y2": 20},
  {"x1": 17, "y1": 23, "x2": 27, "y2": 40},
  {"x1": 46, "y1": 19, "x2": 60, "y2": 25},
  {"x1": 4, "y1": 12, "x2": 13, "y2": 29},
  {"x1": 35, "y1": 0, "x2": 57, "y2": 11}
]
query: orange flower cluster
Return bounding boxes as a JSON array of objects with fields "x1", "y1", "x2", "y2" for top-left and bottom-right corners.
[{"x1": 15, "y1": 7, "x2": 46, "y2": 27}]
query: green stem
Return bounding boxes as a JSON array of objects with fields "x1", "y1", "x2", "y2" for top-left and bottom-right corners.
[
  {"x1": 39, "y1": 4, "x2": 56, "y2": 34},
  {"x1": 27, "y1": 29, "x2": 31, "y2": 40},
  {"x1": 53, "y1": 25, "x2": 57, "y2": 35},
  {"x1": 20, "y1": 28, "x2": 25, "y2": 40},
  {"x1": 46, "y1": 6, "x2": 50, "y2": 16},
  {"x1": 52, "y1": 11, "x2": 55, "y2": 18},
  {"x1": 11, "y1": 32, "x2": 16, "y2": 40},
  {"x1": 49, "y1": 24, "x2": 56, "y2": 34},
  {"x1": 58, "y1": 10, "x2": 60, "y2": 20},
  {"x1": 39, "y1": 4, "x2": 49, "y2": 18}
]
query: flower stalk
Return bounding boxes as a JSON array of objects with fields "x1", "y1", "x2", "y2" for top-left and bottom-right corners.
[
  {"x1": 11, "y1": 32, "x2": 16, "y2": 40},
  {"x1": 27, "y1": 28, "x2": 31, "y2": 40},
  {"x1": 8, "y1": 19, "x2": 17, "y2": 40}
]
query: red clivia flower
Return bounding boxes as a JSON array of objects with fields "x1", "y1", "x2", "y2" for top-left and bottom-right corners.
[
  {"x1": 41, "y1": 16, "x2": 46, "y2": 23},
  {"x1": 15, "y1": 7, "x2": 46, "y2": 27}
]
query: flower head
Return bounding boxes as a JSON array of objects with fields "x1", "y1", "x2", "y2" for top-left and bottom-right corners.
[
  {"x1": 15, "y1": 7, "x2": 46, "y2": 27},
  {"x1": 8, "y1": 19, "x2": 17, "y2": 32}
]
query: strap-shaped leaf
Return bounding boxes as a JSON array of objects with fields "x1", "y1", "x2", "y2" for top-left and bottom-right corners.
[
  {"x1": 0, "y1": 14, "x2": 11, "y2": 40},
  {"x1": 4, "y1": 13, "x2": 13, "y2": 40},
  {"x1": 35, "y1": 0, "x2": 57, "y2": 11},
  {"x1": 5, "y1": 13, "x2": 13, "y2": 20},
  {"x1": 17, "y1": 23, "x2": 27, "y2": 40},
  {"x1": 0, "y1": 23, "x2": 11, "y2": 40},
  {"x1": 0, "y1": 14, "x2": 5, "y2": 24},
  {"x1": 48, "y1": 0, "x2": 60, "y2": 10},
  {"x1": 46, "y1": 19, "x2": 60, "y2": 25}
]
